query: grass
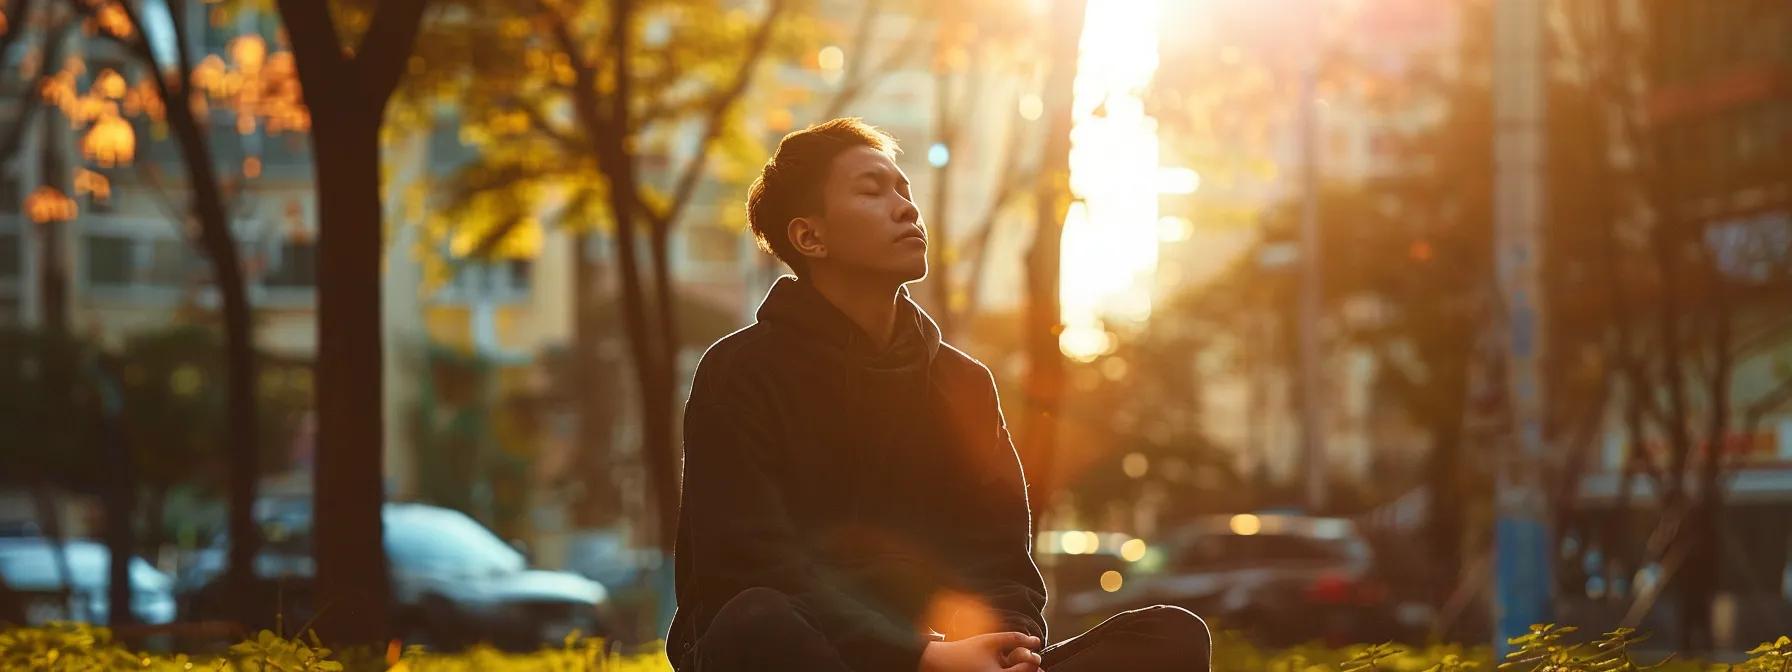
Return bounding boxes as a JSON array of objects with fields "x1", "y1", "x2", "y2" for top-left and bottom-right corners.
[{"x1": 2, "y1": 621, "x2": 1788, "y2": 671}]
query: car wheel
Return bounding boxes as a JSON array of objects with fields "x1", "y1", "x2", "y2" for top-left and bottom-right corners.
[{"x1": 406, "y1": 595, "x2": 461, "y2": 651}]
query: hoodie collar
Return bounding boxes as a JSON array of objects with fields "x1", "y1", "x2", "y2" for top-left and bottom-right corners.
[{"x1": 754, "y1": 275, "x2": 942, "y2": 368}]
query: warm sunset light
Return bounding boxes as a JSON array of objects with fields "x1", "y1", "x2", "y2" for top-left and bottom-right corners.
[
  {"x1": 4, "y1": 0, "x2": 1773, "y2": 661},
  {"x1": 1060, "y1": 0, "x2": 1164, "y2": 361}
]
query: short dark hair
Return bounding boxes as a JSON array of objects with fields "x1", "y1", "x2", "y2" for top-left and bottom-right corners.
[{"x1": 746, "y1": 118, "x2": 900, "y2": 275}]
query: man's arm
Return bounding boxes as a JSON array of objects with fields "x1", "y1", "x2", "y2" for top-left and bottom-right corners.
[
  {"x1": 684, "y1": 398, "x2": 930, "y2": 672},
  {"x1": 938, "y1": 372, "x2": 1050, "y2": 642}
]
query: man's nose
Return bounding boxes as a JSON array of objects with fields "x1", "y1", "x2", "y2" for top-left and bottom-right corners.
[{"x1": 896, "y1": 200, "x2": 919, "y2": 224}]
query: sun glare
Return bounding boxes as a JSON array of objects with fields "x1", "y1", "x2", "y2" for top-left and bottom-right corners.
[{"x1": 1060, "y1": 0, "x2": 1165, "y2": 361}]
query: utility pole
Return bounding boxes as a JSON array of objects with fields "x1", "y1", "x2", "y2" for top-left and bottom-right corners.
[
  {"x1": 1491, "y1": 0, "x2": 1553, "y2": 650},
  {"x1": 1298, "y1": 63, "x2": 1327, "y2": 513}
]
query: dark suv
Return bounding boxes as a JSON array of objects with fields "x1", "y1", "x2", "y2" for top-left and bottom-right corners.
[{"x1": 1057, "y1": 514, "x2": 1421, "y2": 646}]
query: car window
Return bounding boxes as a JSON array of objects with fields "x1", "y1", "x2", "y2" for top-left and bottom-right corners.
[
  {"x1": 383, "y1": 507, "x2": 524, "y2": 575},
  {"x1": 130, "y1": 557, "x2": 171, "y2": 591},
  {"x1": 0, "y1": 542, "x2": 111, "y2": 588},
  {"x1": 0, "y1": 541, "x2": 167, "y2": 591}
]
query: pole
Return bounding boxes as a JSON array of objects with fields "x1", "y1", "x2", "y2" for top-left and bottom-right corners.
[
  {"x1": 1298, "y1": 64, "x2": 1327, "y2": 513},
  {"x1": 1491, "y1": 0, "x2": 1553, "y2": 650}
]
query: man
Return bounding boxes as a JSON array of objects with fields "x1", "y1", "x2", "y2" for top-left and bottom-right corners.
[{"x1": 668, "y1": 118, "x2": 1211, "y2": 671}]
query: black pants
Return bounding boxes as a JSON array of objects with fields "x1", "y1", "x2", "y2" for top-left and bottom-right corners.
[{"x1": 682, "y1": 587, "x2": 1212, "y2": 671}]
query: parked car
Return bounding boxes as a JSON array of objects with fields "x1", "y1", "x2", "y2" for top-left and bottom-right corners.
[
  {"x1": 1034, "y1": 529, "x2": 1140, "y2": 611},
  {"x1": 180, "y1": 501, "x2": 610, "y2": 650},
  {"x1": 1057, "y1": 514, "x2": 1423, "y2": 646},
  {"x1": 0, "y1": 538, "x2": 176, "y2": 625}
]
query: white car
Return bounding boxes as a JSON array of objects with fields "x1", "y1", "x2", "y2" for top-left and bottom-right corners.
[{"x1": 0, "y1": 538, "x2": 177, "y2": 625}]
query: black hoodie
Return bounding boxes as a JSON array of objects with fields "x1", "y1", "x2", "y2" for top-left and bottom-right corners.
[{"x1": 666, "y1": 276, "x2": 1048, "y2": 672}]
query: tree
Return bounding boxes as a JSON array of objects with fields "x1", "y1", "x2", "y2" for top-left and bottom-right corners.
[
  {"x1": 66, "y1": 0, "x2": 278, "y2": 627},
  {"x1": 0, "y1": 327, "x2": 103, "y2": 619},
  {"x1": 1019, "y1": 0, "x2": 1085, "y2": 525},
  {"x1": 5, "y1": 0, "x2": 289, "y2": 626},
  {"x1": 273, "y1": 0, "x2": 429, "y2": 645},
  {"x1": 419, "y1": 0, "x2": 796, "y2": 551},
  {"x1": 117, "y1": 323, "x2": 310, "y2": 554},
  {"x1": 1154, "y1": 2, "x2": 1502, "y2": 619},
  {"x1": 1549, "y1": 0, "x2": 1792, "y2": 650},
  {"x1": 815, "y1": 0, "x2": 927, "y2": 120},
  {"x1": 1054, "y1": 288, "x2": 1246, "y2": 530},
  {"x1": 1331, "y1": 15, "x2": 1496, "y2": 604},
  {"x1": 1, "y1": 4, "x2": 84, "y2": 611},
  {"x1": 911, "y1": 0, "x2": 1040, "y2": 338}
]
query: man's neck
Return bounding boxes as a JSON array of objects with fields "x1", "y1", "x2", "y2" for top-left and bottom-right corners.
[{"x1": 804, "y1": 271, "x2": 903, "y2": 351}]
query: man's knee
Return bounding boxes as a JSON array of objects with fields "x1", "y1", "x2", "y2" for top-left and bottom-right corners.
[
  {"x1": 696, "y1": 588, "x2": 846, "y2": 670},
  {"x1": 1132, "y1": 605, "x2": 1212, "y2": 660},
  {"x1": 710, "y1": 587, "x2": 805, "y2": 636}
]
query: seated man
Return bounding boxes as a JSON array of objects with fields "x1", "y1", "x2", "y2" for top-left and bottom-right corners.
[{"x1": 667, "y1": 118, "x2": 1212, "y2": 672}]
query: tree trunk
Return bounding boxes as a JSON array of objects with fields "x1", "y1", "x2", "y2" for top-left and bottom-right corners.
[
  {"x1": 311, "y1": 114, "x2": 392, "y2": 645},
  {"x1": 98, "y1": 355, "x2": 135, "y2": 627},
  {"x1": 37, "y1": 111, "x2": 68, "y2": 334},
  {"x1": 1021, "y1": 0, "x2": 1086, "y2": 526},
  {"x1": 1678, "y1": 271, "x2": 1734, "y2": 653},
  {"x1": 610, "y1": 201, "x2": 679, "y2": 555},
  {"x1": 275, "y1": 0, "x2": 427, "y2": 646},
  {"x1": 215, "y1": 268, "x2": 261, "y2": 625},
  {"x1": 154, "y1": 50, "x2": 263, "y2": 630},
  {"x1": 29, "y1": 485, "x2": 74, "y2": 618},
  {"x1": 1605, "y1": 393, "x2": 1646, "y2": 600},
  {"x1": 33, "y1": 89, "x2": 76, "y2": 619},
  {"x1": 644, "y1": 226, "x2": 681, "y2": 553},
  {"x1": 140, "y1": 484, "x2": 169, "y2": 562},
  {"x1": 571, "y1": 230, "x2": 619, "y2": 528},
  {"x1": 927, "y1": 67, "x2": 956, "y2": 337},
  {"x1": 1426, "y1": 410, "x2": 1465, "y2": 603},
  {"x1": 959, "y1": 103, "x2": 1030, "y2": 328},
  {"x1": 587, "y1": 0, "x2": 682, "y2": 554}
]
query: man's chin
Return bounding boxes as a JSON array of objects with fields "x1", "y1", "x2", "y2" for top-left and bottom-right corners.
[
  {"x1": 899, "y1": 263, "x2": 928, "y2": 285},
  {"x1": 826, "y1": 259, "x2": 926, "y2": 286}
]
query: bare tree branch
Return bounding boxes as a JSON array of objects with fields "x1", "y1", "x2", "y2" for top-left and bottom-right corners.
[
  {"x1": 960, "y1": 111, "x2": 1033, "y2": 322},
  {"x1": 835, "y1": 0, "x2": 884, "y2": 91},
  {"x1": 163, "y1": 0, "x2": 196, "y2": 95},
  {"x1": 822, "y1": 4, "x2": 925, "y2": 118},
  {"x1": 0, "y1": 14, "x2": 59, "y2": 166},
  {"x1": 511, "y1": 95, "x2": 587, "y2": 155},
  {"x1": 1745, "y1": 376, "x2": 1792, "y2": 431},
  {"x1": 653, "y1": 0, "x2": 788, "y2": 230}
]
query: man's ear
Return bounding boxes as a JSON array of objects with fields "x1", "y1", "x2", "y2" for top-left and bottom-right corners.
[{"x1": 788, "y1": 216, "x2": 827, "y2": 261}]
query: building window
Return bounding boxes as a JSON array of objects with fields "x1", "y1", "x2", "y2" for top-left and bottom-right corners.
[
  {"x1": 445, "y1": 258, "x2": 531, "y2": 301},
  {"x1": 0, "y1": 230, "x2": 19, "y2": 281},
  {"x1": 426, "y1": 120, "x2": 476, "y2": 175},
  {"x1": 145, "y1": 238, "x2": 198, "y2": 286},
  {"x1": 0, "y1": 176, "x2": 19, "y2": 212},
  {"x1": 85, "y1": 234, "x2": 133, "y2": 287},
  {"x1": 506, "y1": 258, "x2": 532, "y2": 293},
  {"x1": 264, "y1": 240, "x2": 317, "y2": 288}
]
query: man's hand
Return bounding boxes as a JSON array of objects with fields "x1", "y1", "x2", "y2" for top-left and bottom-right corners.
[{"x1": 918, "y1": 632, "x2": 1044, "y2": 672}]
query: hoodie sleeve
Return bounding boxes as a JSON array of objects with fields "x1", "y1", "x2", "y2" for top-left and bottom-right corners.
[
  {"x1": 938, "y1": 372, "x2": 1050, "y2": 643},
  {"x1": 683, "y1": 399, "x2": 929, "y2": 672}
]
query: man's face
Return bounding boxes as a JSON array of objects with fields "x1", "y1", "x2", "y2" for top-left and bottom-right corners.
[{"x1": 802, "y1": 145, "x2": 927, "y2": 282}]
